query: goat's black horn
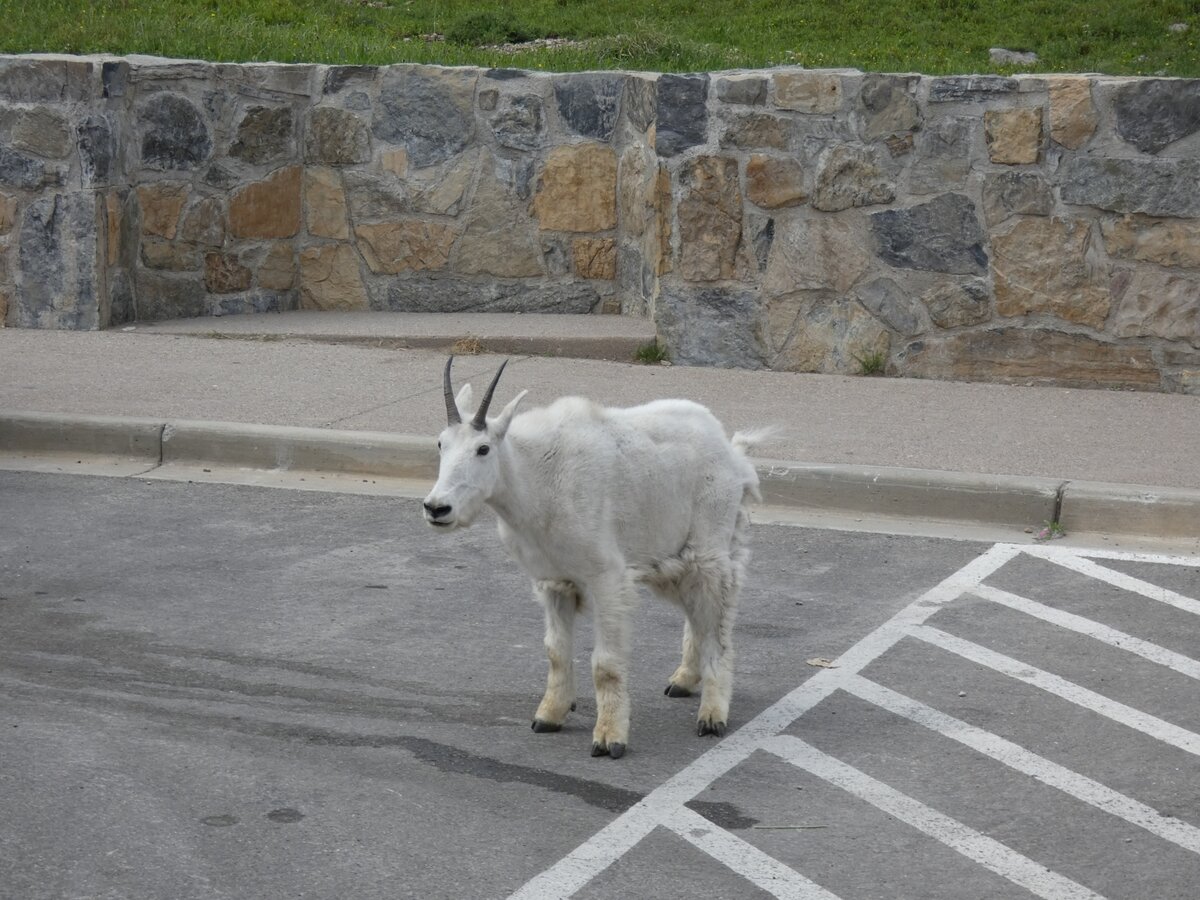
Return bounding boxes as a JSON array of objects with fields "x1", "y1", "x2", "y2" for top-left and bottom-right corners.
[
  {"x1": 443, "y1": 356, "x2": 462, "y2": 425},
  {"x1": 471, "y1": 359, "x2": 509, "y2": 430}
]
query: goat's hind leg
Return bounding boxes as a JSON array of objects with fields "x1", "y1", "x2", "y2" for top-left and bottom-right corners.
[
  {"x1": 687, "y1": 558, "x2": 740, "y2": 738},
  {"x1": 587, "y1": 571, "x2": 635, "y2": 759},
  {"x1": 665, "y1": 617, "x2": 701, "y2": 698},
  {"x1": 531, "y1": 580, "x2": 579, "y2": 733}
]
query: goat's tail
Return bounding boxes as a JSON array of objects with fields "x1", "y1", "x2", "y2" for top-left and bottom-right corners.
[{"x1": 731, "y1": 426, "x2": 778, "y2": 456}]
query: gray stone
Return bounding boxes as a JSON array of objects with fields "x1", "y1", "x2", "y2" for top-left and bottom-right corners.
[
  {"x1": 16, "y1": 192, "x2": 99, "y2": 329},
  {"x1": 871, "y1": 193, "x2": 988, "y2": 275},
  {"x1": 812, "y1": 144, "x2": 895, "y2": 212},
  {"x1": 656, "y1": 74, "x2": 709, "y2": 156},
  {"x1": 230, "y1": 106, "x2": 294, "y2": 164},
  {"x1": 134, "y1": 270, "x2": 205, "y2": 321},
  {"x1": 77, "y1": 115, "x2": 115, "y2": 185},
  {"x1": 909, "y1": 116, "x2": 972, "y2": 194},
  {"x1": 343, "y1": 170, "x2": 409, "y2": 221},
  {"x1": 982, "y1": 171, "x2": 1053, "y2": 225},
  {"x1": 855, "y1": 277, "x2": 928, "y2": 336},
  {"x1": 374, "y1": 67, "x2": 476, "y2": 168},
  {"x1": 484, "y1": 68, "x2": 529, "y2": 81},
  {"x1": 922, "y1": 279, "x2": 991, "y2": 328},
  {"x1": 207, "y1": 289, "x2": 296, "y2": 317},
  {"x1": 1060, "y1": 157, "x2": 1200, "y2": 218},
  {"x1": 718, "y1": 112, "x2": 790, "y2": 150},
  {"x1": 478, "y1": 89, "x2": 499, "y2": 111},
  {"x1": 655, "y1": 286, "x2": 762, "y2": 368},
  {"x1": 716, "y1": 76, "x2": 767, "y2": 106},
  {"x1": 13, "y1": 108, "x2": 71, "y2": 159},
  {"x1": 101, "y1": 61, "x2": 129, "y2": 99},
  {"x1": 139, "y1": 93, "x2": 212, "y2": 171},
  {"x1": 344, "y1": 91, "x2": 371, "y2": 112},
  {"x1": 305, "y1": 107, "x2": 371, "y2": 165},
  {"x1": 1112, "y1": 79, "x2": 1200, "y2": 154},
  {"x1": 107, "y1": 268, "x2": 135, "y2": 327},
  {"x1": 928, "y1": 76, "x2": 1018, "y2": 102},
  {"x1": 377, "y1": 276, "x2": 599, "y2": 314},
  {"x1": 762, "y1": 289, "x2": 890, "y2": 374},
  {"x1": 0, "y1": 146, "x2": 47, "y2": 189},
  {"x1": 620, "y1": 77, "x2": 657, "y2": 134},
  {"x1": 554, "y1": 73, "x2": 623, "y2": 140},
  {"x1": 0, "y1": 60, "x2": 66, "y2": 102},
  {"x1": 488, "y1": 94, "x2": 546, "y2": 151},
  {"x1": 858, "y1": 74, "x2": 920, "y2": 140},
  {"x1": 323, "y1": 65, "x2": 376, "y2": 94}
]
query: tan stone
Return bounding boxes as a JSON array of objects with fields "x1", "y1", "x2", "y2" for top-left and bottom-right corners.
[
  {"x1": 0, "y1": 193, "x2": 17, "y2": 235},
  {"x1": 299, "y1": 244, "x2": 369, "y2": 311},
  {"x1": 104, "y1": 191, "x2": 121, "y2": 265},
  {"x1": 380, "y1": 148, "x2": 408, "y2": 178},
  {"x1": 141, "y1": 238, "x2": 200, "y2": 271},
  {"x1": 773, "y1": 72, "x2": 842, "y2": 113},
  {"x1": 453, "y1": 157, "x2": 544, "y2": 278},
  {"x1": 137, "y1": 183, "x2": 188, "y2": 239},
  {"x1": 618, "y1": 145, "x2": 651, "y2": 238},
  {"x1": 179, "y1": 198, "x2": 225, "y2": 248},
  {"x1": 412, "y1": 150, "x2": 476, "y2": 216},
  {"x1": 763, "y1": 214, "x2": 872, "y2": 296},
  {"x1": 746, "y1": 155, "x2": 807, "y2": 209},
  {"x1": 572, "y1": 237, "x2": 617, "y2": 280},
  {"x1": 1113, "y1": 269, "x2": 1200, "y2": 347},
  {"x1": 229, "y1": 166, "x2": 302, "y2": 239},
  {"x1": 898, "y1": 328, "x2": 1161, "y2": 389},
  {"x1": 532, "y1": 143, "x2": 617, "y2": 232},
  {"x1": 304, "y1": 168, "x2": 349, "y2": 240},
  {"x1": 653, "y1": 165, "x2": 672, "y2": 276},
  {"x1": 984, "y1": 108, "x2": 1043, "y2": 165},
  {"x1": 677, "y1": 156, "x2": 743, "y2": 282},
  {"x1": 204, "y1": 252, "x2": 252, "y2": 293},
  {"x1": 992, "y1": 216, "x2": 1110, "y2": 327},
  {"x1": 1100, "y1": 215, "x2": 1200, "y2": 268},
  {"x1": 258, "y1": 243, "x2": 296, "y2": 291},
  {"x1": 355, "y1": 221, "x2": 457, "y2": 274},
  {"x1": 762, "y1": 290, "x2": 889, "y2": 374},
  {"x1": 1048, "y1": 77, "x2": 1097, "y2": 150}
]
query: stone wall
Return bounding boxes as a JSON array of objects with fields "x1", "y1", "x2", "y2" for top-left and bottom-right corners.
[{"x1": 1, "y1": 55, "x2": 1198, "y2": 392}]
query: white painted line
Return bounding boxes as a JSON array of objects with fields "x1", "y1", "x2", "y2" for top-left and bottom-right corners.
[
  {"x1": 1023, "y1": 549, "x2": 1200, "y2": 617},
  {"x1": 972, "y1": 583, "x2": 1200, "y2": 681},
  {"x1": 666, "y1": 807, "x2": 843, "y2": 900},
  {"x1": 843, "y1": 675, "x2": 1200, "y2": 855},
  {"x1": 507, "y1": 543, "x2": 1021, "y2": 899},
  {"x1": 912, "y1": 626, "x2": 1200, "y2": 757},
  {"x1": 1027, "y1": 545, "x2": 1200, "y2": 568},
  {"x1": 762, "y1": 735, "x2": 1106, "y2": 900}
]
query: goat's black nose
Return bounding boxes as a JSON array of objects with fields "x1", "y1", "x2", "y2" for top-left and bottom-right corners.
[{"x1": 423, "y1": 501, "x2": 452, "y2": 519}]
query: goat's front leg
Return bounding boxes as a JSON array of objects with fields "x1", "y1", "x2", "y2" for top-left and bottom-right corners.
[
  {"x1": 532, "y1": 580, "x2": 578, "y2": 733},
  {"x1": 587, "y1": 572, "x2": 635, "y2": 759}
]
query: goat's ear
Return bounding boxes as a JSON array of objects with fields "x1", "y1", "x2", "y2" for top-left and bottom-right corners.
[
  {"x1": 490, "y1": 389, "x2": 528, "y2": 440},
  {"x1": 454, "y1": 383, "x2": 474, "y2": 421}
]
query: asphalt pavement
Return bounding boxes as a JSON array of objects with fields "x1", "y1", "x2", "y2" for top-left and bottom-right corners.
[{"x1": 2, "y1": 313, "x2": 1199, "y2": 549}]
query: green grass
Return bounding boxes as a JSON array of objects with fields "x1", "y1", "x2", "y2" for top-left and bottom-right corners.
[
  {"x1": 854, "y1": 350, "x2": 888, "y2": 376},
  {"x1": 634, "y1": 341, "x2": 670, "y2": 364},
  {"x1": 3, "y1": 0, "x2": 1197, "y2": 75}
]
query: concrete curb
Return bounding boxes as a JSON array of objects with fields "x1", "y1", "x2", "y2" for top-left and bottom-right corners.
[{"x1": 4, "y1": 410, "x2": 1199, "y2": 540}]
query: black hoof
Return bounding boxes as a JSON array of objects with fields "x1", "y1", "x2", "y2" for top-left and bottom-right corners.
[
  {"x1": 664, "y1": 683, "x2": 693, "y2": 698},
  {"x1": 531, "y1": 719, "x2": 562, "y2": 733},
  {"x1": 697, "y1": 720, "x2": 727, "y2": 737},
  {"x1": 590, "y1": 741, "x2": 626, "y2": 758},
  {"x1": 590, "y1": 741, "x2": 607, "y2": 757},
  {"x1": 570, "y1": 702, "x2": 577, "y2": 711},
  {"x1": 608, "y1": 742, "x2": 626, "y2": 759}
]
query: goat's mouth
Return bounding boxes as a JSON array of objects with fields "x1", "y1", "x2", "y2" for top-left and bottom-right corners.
[{"x1": 425, "y1": 516, "x2": 457, "y2": 529}]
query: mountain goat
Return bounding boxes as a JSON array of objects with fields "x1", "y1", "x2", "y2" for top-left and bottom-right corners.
[{"x1": 423, "y1": 357, "x2": 764, "y2": 759}]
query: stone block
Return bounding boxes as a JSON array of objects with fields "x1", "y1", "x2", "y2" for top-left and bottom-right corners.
[
  {"x1": 135, "y1": 270, "x2": 205, "y2": 321},
  {"x1": 299, "y1": 243, "x2": 369, "y2": 310},
  {"x1": 855, "y1": 276, "x2": 929, "y2": 336},
  {"x1": 258, "y1": 243, "x2": 296, "y2": 290},
  {"x1": 304, "y1": 107, "x2": 371, "y2": 166},
  {"x1": 909, "y1": 116, "x2": 972, "y2": 194},
  {"x1": 716, "y1": 75, "x2": 768, "y2": 106},
  {"x1": 137, "y1": 183, "x2": 189, "y2": 239},
  {"x1": 656, "y1": 74, "x2": 709, "y2": 156},
  {"x1": 0, "y1": 146, "x2": 48, "y2": 189},
  {"x1": 897, "y1": 328, "x2": 1160, "y2": 389},
  {"x1": 1100, "y1": 215, "x2": 1200, "y2": 268},
  {"x1": 373, "y1": 66, "x2": 476, "y2": 168},
  {"x1": 13, "y1": 108, "x2": 72, "y2": 159},
  {"x1": 1048, "y1": 77, "x2": 1097, "y2": 149},
  {"x1": 378, "y1": 275, "x2": 599, "y2": 314},
  {"x1": 718, "y1": 112, "x2": 790, "y2": 150},
  {"x1": 77, "y1": 115, "x2": 116, "y2": 185},
  {"x1": 1060, "y1": 158, "x2": 1200, "y2": 218},
  {"x1": 355, "y1": 221, "x2": 457, "y2": 274},
  {"x1": 138, "y1": 93, "x2": 212, "y2": 171},
  {"x1": 812, "y1": 144, "x2": 894, "y2": 212},
  {"x1": 0, "y1": 193, "x2": 17, "y2": 234},
  {"x1": 928, "y1": 76, "x2": 1018, "y2": 102},
  {"x1": 871, "y1": 194, "x2": 988, "y2": 275},
  {"x1": 745, "y1": 155, "x2": 807, "y2": 209},
  {"x1": 229, "y1": 166, "x2": 301, "y2": 239},
  {"x1": 304, "y1": 168, "x2": 349, "y2": 239},
  {"x1": 454, "y1": 157, "x2": 544, "y2": 277},
  {"x1": 532, "y1": 143, "x2": 617, "y2": 233},
  {"x1": 204, "y1": 252, "x2": 253, "y2": 293},
  {"x1": 619, "y1": 77, "x2": 656, "y2": 136},
  {"x1": 15, "y1": 192, "x2": 100, "y2": 329},
  {"x1": 984, "y1": 107, "x2": 1042, "y2": 165},
  {"x1": 1112, "y1": 79, "x2": 1200, "y2": 154},
  {"x1": 858, "y1": 74, "x2": 920, "y2": 140},
  {"x1": 922, "y1": 279, "x2": 992, "y2": 328},
  {"x1": 229, "y1": 106, "x2": 294, "y2": 164},
  {"x1": 762, "y1": 289, "x2": 890, "y2": 374},
  {"x1": 179, "y1": 197, "x2": 226, "y2": 247},
  {"x1": 991, "y1": 216, "x2": 1109, "y2": 327},
  {"x1": 554, "y1": 73, "x2": 623, "y2": 140},
  {"x1": 982, "y1": 171, "x2": 1052, "y2": 225},
  {"x1": 324, "y1": 65, "x2": 376, "y2": 95},
  {"x1": 655, "y1": 286, "x2": 762, "y2": 368},
  {"x1": 764, "y1": 214, "x2": 873, "y2": 296},
  {"x1": 488, "y1": 94, "x2": 547, "y2": 151},
  {"x1": 572, "y1": 237, "x2": 617, "y2": 280},
  {"x1": 677, "y1": 155, "x2": 744, "y2": 282},
  {"x1": 774, "y1": 71, "x2": 843, "y2": 113},
  {"x1": 1112, "y1": 269, "x2": 1200, "y2": 346},
  {"x1": 141, "y1": 238, "x2": 200, "y2": 271},
  {"x1": 342, "y1": 170, "x2": 408, "y2": 222}
]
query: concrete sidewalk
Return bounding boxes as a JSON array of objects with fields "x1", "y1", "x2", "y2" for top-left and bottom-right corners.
[{"x1": 2, "y1": 313, "x2": 1199, "y2": 548}]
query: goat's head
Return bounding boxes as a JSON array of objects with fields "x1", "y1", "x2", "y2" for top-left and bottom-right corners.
[{"x1": 423, "y1": 356, "x2": 527, "y2": 530}]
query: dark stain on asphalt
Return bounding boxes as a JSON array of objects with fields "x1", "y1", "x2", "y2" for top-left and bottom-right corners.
[
  {"x1": 201, "y1": 814, "x2": 240, "y2": 827},
  {"x1": 266, "y1": 807, "x2": 305, "y2": 824},
  {"x1": 686, "y1": 799, "x2": 760, "y2": 830}
]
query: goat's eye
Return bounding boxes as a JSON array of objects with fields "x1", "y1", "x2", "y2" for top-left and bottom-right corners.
[{"x1": 477, "y1": 444, "x2": 490, "y2": 456}]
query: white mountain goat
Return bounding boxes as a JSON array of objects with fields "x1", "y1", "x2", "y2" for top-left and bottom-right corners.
[{"x1": 423, "y1": 357, "x2": 766, "y2": 759}]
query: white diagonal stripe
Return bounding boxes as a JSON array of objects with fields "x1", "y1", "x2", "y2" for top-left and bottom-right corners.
[{"x1": 1023, "y1": 549, "x2": 1200, "y2": 617}]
